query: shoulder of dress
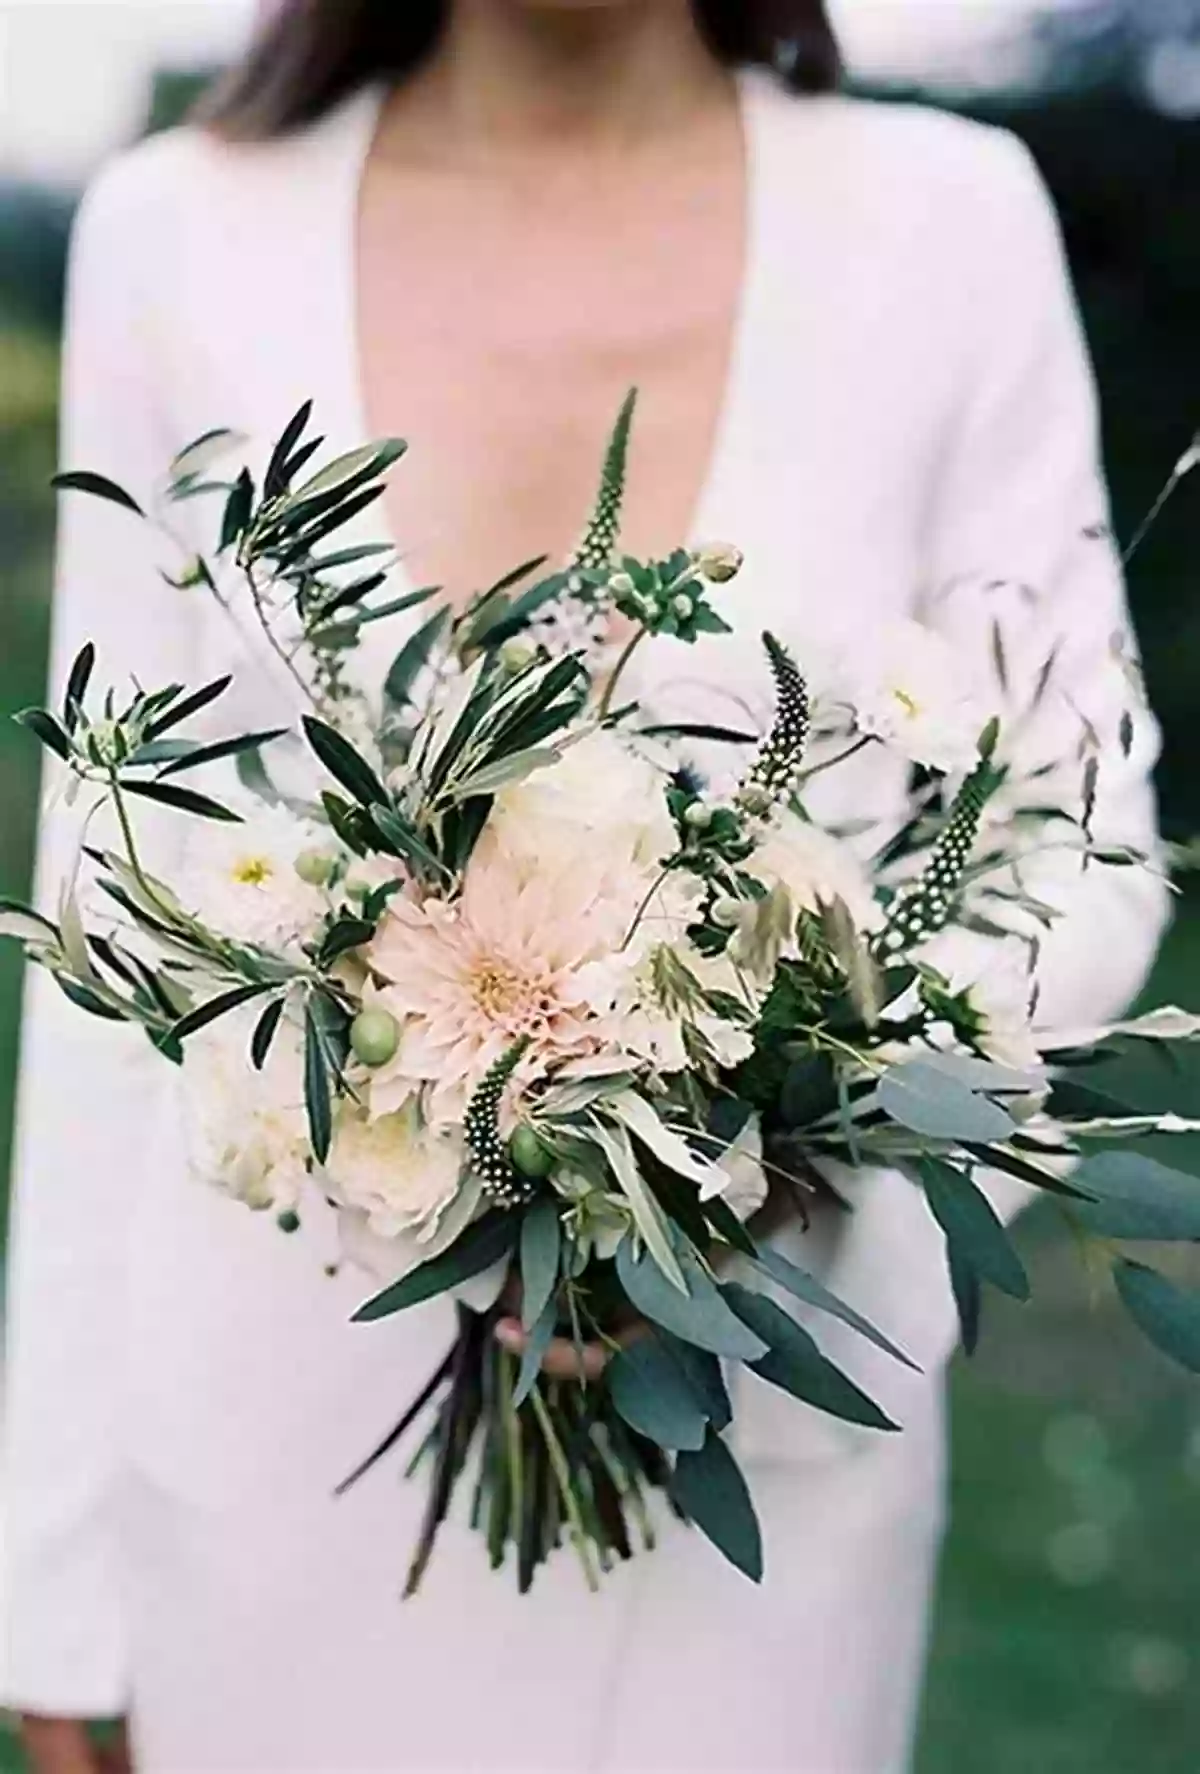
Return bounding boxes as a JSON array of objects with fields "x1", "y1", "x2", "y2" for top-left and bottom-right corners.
[{"x1": 762, "y1": 89, "x2": 1046, "y2": 232}]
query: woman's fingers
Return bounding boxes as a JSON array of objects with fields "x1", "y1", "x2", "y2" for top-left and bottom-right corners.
[
  {"x1": 492, "y1": 1314, "x2": 646, "y2": 1381},
  {"x1": 20, "y1": 1716, "x2": 119, "y2": 1774}
]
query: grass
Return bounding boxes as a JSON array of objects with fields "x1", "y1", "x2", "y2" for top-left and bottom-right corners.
[{"x1": 2, "y1": 322, "x2": 1199, "y2": 1772}]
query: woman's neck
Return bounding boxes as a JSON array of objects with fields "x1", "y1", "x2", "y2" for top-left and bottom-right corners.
[{"x1": 392, "y1": 1, "x2": 728, "y2": 164}]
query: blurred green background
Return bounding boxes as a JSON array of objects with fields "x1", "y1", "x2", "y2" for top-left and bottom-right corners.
[{"x1": 1, "y1": 5, "x2": 1199, "y2": 1769}]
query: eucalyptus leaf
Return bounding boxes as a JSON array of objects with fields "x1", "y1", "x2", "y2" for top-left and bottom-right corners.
[
  {"x1": 754, "y1": 1247, "x2": 919, "y2": 1371},
  {"x1": 122, "y1": 780, "x2": 242, "y2": 822},
  {"x1": 352, "y1": 1212, "x2": 517, "y2": 1320},
  {"x1": 589, "y1": 1122, "x2": 687, "y2": 1293},
  {"x1": 52, "y1": 470, "x2": 144, "y2": 516},
  {"x1": 304, "y1": 1000, "x2": 333, "y2": 1164},
  {"x1": 157, "y1": 728, "x2": 288, "y2": 779},
  {"x1": 1072, "y1": 1151, "x2": 1200, "y2": 1242},
  {"x1": 384, "y1": 606, "x2": 452, "y2": 709},
  {"x1": 724, "y1": 1283, "x2": 899, "y2": 1432},
  {"x1": 14, "y1": 708, "x2": 70, "y2": 760},
  {"x1": 608, "y1": 1336, "x2": 709, "y2": 1452},
  {"x1": 878, "y1": 1058, "x2": 1016, "y2": 1143},
  {"x1": 916, "y1": 1158, "x2": 1030, "y2": 1301},
  {"x1": 512, "y1": 1295, "x2": 557, "y2": 1410},
  {"x1": 1113, "y1": 1260, "x2": 1200, "y2": 1374},
  {"x1": 669, "y1": 1428, "x2": 763, "y2": 1583},
  {"x1": 949, "y1": 1243, "x2": 983, "y2": 1355},
  {"x1": 519, "y1": 1197, "x2": 560, "y2": 1332},
  {"x1": 170, "y1": 982, "x2": 268, "y2": 1043},
  {"x1": 658, "y1": 1333, "x2": 733, "y2": 1432},
  {"x1": 616, "y1": 1237, "x2": 767, "y2": 1362}
]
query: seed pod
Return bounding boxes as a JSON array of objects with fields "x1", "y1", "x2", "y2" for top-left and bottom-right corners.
[{"x1": 465, "y1": 1035, "x2": 537, "y2": 1208}]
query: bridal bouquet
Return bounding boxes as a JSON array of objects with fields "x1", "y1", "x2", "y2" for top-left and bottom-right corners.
[{"x1": 7, "y1": 398, "x2": 1200, "y2": 1594}]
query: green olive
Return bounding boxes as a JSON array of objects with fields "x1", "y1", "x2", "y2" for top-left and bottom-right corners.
[
  {"x1": 508, "y1": 1123, "x2": 556, "y2": 1180},
  {"x1": 349, "y1": 1007, "x2": 401, "y2": 1068},
  {"x1": 294, "y1": 847, "x2": 337, "y2": 888}
]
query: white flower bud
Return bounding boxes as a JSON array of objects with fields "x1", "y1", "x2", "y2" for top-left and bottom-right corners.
[
  {"x1": 499, "y1": 637, "x2": 538, "y2": 674},
  {"x1": 683, "y1": 801, "x2": 713, "y2": 831},
  {"x1": 711, "y1": 895, "x2": 747, "y2": 929},
  {"x1": 608, "y1": 571, "x2": 636, "y2": 597},
  {"x1": 294, "y1": 847, "x2": 337, "y2": 887},
  {"x1": 672, "y1": 594, "x2": 695, "y2": 621}
]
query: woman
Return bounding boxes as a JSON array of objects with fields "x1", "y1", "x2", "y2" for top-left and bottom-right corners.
[{"x1": 3, "y1": 2, "x2": 1168, "y2": 1770}]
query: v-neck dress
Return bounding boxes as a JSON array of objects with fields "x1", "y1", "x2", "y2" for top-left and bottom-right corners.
[{"x1": 2, "y1": 72, "x2": 1167, "y2": 1774}]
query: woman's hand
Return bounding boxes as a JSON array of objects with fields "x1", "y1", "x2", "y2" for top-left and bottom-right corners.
[
  {"x1": 492, "y1": 1278, "x2": 648, "y2": 1381},
  {"x1": 19, "y1": 1716, "x2": 131, "y2": 1774}
]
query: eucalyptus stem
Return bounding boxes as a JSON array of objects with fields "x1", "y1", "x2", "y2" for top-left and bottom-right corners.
[
  {"x1": 528, "y1": 1383, "x2": 601, "y2": 1593},
  {"x1": 597, "y1": 625, "x2": 649, "y2": 720}
]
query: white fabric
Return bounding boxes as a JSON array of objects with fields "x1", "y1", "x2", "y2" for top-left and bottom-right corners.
[{"x1": 1, "y1": 74, "x2": 1167, "y2": 1771}]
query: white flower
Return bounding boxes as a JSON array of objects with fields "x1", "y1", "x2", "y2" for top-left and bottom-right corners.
[
  {"x1": 324, "y1": 1098, "x2": 467, "y2": 1243},
  {"x1": 838, "y1": 619, "x2": 987, "y2": 773},
  {"x1": 182, "y1": 1008, "x2": 309, "y2": 1212},
  {"x1": 920, "y1": 932, "x2": 1046, "y2": 1081},
  {"x1": 487, "y1": 729, "x2": 677, "y2": 879},
  {"x1": 184, "y1": 806, "x2": 329, "y2": 951},
  {"x1": 747, "y1": 810, "x2": 882, "y2": 937}
]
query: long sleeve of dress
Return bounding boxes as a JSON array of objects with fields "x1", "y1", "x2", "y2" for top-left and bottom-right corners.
[
  {"x1": 1, "y1": 155, "x2": 198, "y2": 1716},
  {"x1": 822, "y1": 131, "x2": 1171, "y2": 1396}
]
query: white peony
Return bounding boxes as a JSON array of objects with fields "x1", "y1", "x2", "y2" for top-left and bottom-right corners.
[
  {"x1": 182, "y1": 1007, "x2": 310, "y2": 1212},
  {"x1": 837, "y1": 619, "x2": 987, "y2": 773},
  {"x1": 487, "y1": 728, "x2": 677, "y2": 879},
  {"x1": 324, "y1": 1098, "x2": 468, "y2": 1242},
  {"x1": 184, "y1": 806, "x2": 330, "y2": 951},
  {"x1": 747, "y1": 810, "x2": 882, "y2": 937}
]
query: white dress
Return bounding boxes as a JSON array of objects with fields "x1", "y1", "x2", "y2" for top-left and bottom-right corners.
[{"x1": 1, "y1": 73, "x2": 1168, "y2": 1773}]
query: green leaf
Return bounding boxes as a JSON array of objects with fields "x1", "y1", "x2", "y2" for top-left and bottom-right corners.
[
  {"x1": 589, "y1": 1122, "x2": 688, "y2": 1292},
  {"x1": 916, "y1": 1158, "x2": 1030, "y2": 1301},
  {"x1": 960, "y1": 1140, "x2": 1093, "y2": 1201},
  {"x1": 723, "y1": 1283, "x2": 899, "y2": 1432},
  {"x1": 14, "y1": 707, "x2": 71, "y2": 760},
  {"x1": 264, "y1": 399, "x2": 314, "y2": 499},
  {"x1": 304, "y1": 1001, "x2": 333, "y2": 1165},
  {"x1": 170, "y1": 982, "x2": 268, "y2": 1043},
  {"x1": 369, "y1": 807, "x2": 443, "y2": 876},
  {"x1": 0, "y1": 899, "x2": 59, "y2": 947},
  {"x1": 55, "y1": 976, "x2": 128, "y2": 1022},
  {"x1": 143, "y1": 675, "x2": 234, "y2": 739},
  {"x1": 949, "y1": 1243, "x2": 983, "y2": 1355},
  {"x1": 608, "y1": 1336, "x2": 710, "y2": 1452},
  {"x1": 615, "y1": 1237, "x2": 768, "y2": 1362},
  {"x1": 519, "y1": 1197, "x2": 560, "y2": 1332},
  {"x1": 1113, "y1": 1260, "x2": 1200, "y2": 1374},
  {"x1": 122, "y1": 780, "x2": 242, "y2": 822},
  {"x1": 302, "y1": 715, "x2": 389, "y2": 806},
  {"x1": 454, "y1": 747, "x2": 561, "y2": 801},
  {"x1": 219, "y1": 469, "x2": 255, "y2": 551},
  {"x1": 754, "y1": 1247, "x2": 920, "y2": 1371},
  {"x1": 669, "y1": 1428, "x2": 763, "y2": 1583},
  {"x1": 512, "y1": 1295, "x2": 557, "y2": 1410},
  {"x1": 291, "y1": 440, "x2": 403, "y2": 503},
  {"x1": 1073, "y1": 1152, "x2": 1200, "y2": 1242},
  {"x1": 352, "y1": 1212, "x2": 517, "y2": 1321},
  {"x1": 658, "y1": 1333, "x2": 733, "y2": 1432},
  {"x1": 384, "y1": 606, "x2": 451, "y2": 709},
  {"x1": 878, "y1": 1058, "x2": 1016, "y2": 1143},
  {"x1": 250, "y1": 998, "x2": 285, "y2": 1071},
  {"x1": 169, "y1": 427, "x2": 241, "y2": 481},
  {"x1": 316, "y1": 918, "x2": 376, "y2": 967},
  {"x1": 62, "y1": 642, "x2": 96, "y2": 732},
  {"x1": 156, "y1": 728, "x2": 288, "y2": 778},
  {"x1": 52, "y1": 470, "x2": 144, "y2": 516}
]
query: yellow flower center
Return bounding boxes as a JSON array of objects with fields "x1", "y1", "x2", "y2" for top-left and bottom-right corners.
[
  {"x1": 232, "y1": 856, "x2": 274, "y2": 887},
  {"x1": 470, "y1": 959, "x2": 529, "y2": 1019},
  {"x1": 890, "y1": 686, "x2": 921, "y2": 720}
]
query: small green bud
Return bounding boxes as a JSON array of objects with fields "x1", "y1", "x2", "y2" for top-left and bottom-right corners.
[
  {"x1": 277, "y1": 1209, "x2": 301, "y2": 1235},
  {"x1": 499, "y1": 638, "x2": 538, "y2": 674},
  {"x1": 712, "y1": 896, "x2": 746, "y2": 930},
  {"x1": 508, "y1": 1123, "x2": 556, "y2": 1180},
  {"x1": 736, "y1": 784, "x2": 774, "y2": 818},
  {"x1": 609, "y1": 570, "x2": 636, "y2": 597},
  {"x1": 694, "y1": 542, "x2": 744, "y2": 584},
  {"x1": 672, "y1": 594, "x2": 695, "y2": 621},
  {"x1": 294, "y1": 847, "x2": 337, "y2": 888},
  {"x1": 350, "y1": 1007, "x2": 401, "y2": 1068}
]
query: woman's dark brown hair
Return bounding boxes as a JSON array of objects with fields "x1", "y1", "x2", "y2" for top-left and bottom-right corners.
[{"x1": 203, "y1": 1, "x2": 842, "y2": 139}]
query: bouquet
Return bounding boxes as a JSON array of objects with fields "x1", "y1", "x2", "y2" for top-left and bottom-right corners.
[{"x1": 7, "y1": 395, "x2": 1200, "y2": 1596}]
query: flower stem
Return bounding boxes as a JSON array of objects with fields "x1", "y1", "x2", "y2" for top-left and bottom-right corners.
[
  {"x1": 597, "y1": 626, "x2": 648, "y2": 720},
  {"x1": 528, "y1": 1384, "x2": 601, "y2": 1593}
]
